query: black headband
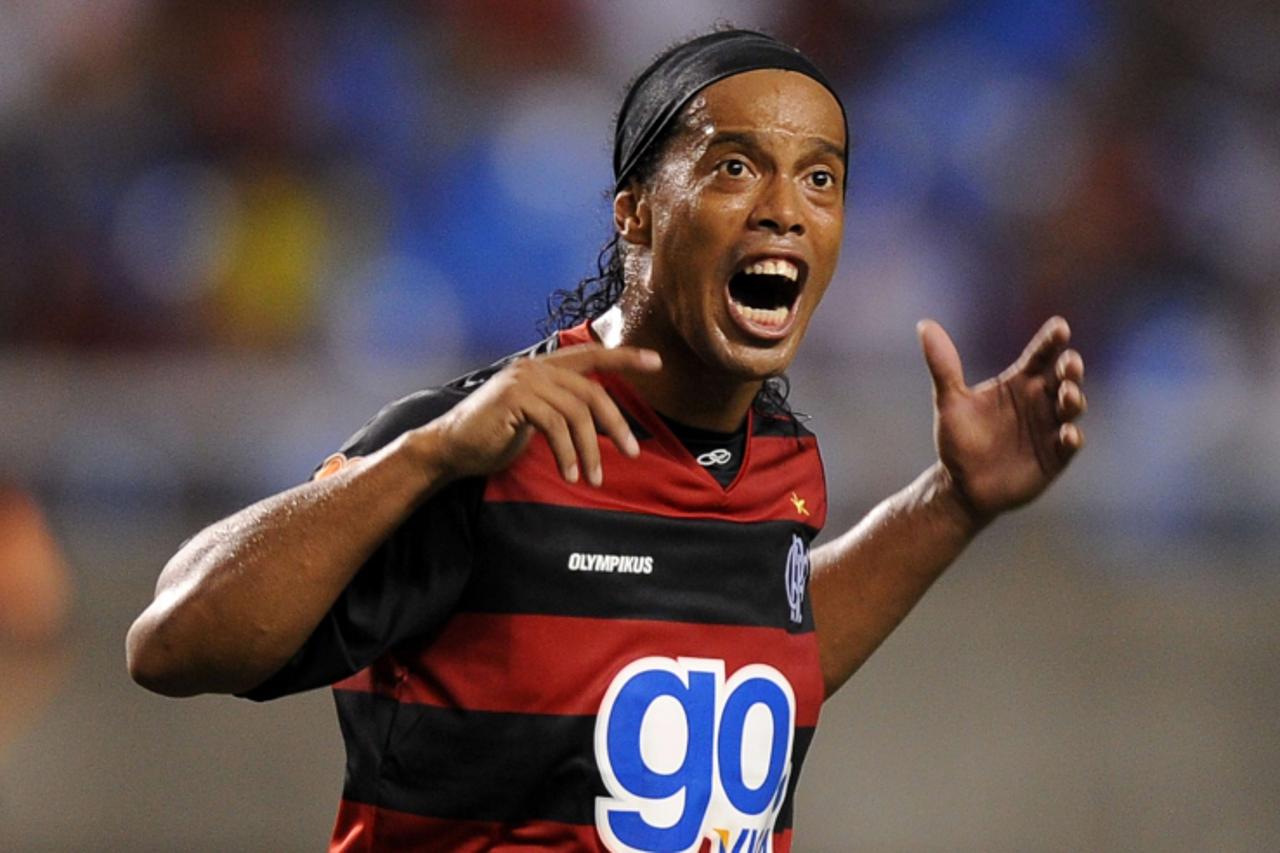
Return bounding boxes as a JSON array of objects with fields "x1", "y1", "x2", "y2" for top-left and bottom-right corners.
[{"x1": 613, "y1": 29, "x2": 847, "y2": 193}]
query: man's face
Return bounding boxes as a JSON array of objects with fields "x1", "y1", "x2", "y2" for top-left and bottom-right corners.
[{"x1": 625, "y1": 69, "x2": 846, "y2": 382}]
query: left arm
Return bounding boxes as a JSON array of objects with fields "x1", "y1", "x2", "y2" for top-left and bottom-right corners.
[{"x1": 812, "y1": 317, "x2": 1087, "y2": 697}]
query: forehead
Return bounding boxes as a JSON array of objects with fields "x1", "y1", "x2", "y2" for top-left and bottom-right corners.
[{"x1": 681, "y1": 69, "x2": 846, "y2": 150}]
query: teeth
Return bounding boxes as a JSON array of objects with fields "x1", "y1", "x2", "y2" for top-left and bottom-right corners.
[
  {"x1": 737, "y1": 304, "x2": 791, "y2": 328},
  {"x1": 742, "y1": 258, "x2": 799, "y2": 281}
]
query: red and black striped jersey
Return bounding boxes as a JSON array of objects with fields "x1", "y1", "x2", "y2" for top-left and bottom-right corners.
[{"x1": 242, "y1": 323, "x2": 829, "y2": 852}]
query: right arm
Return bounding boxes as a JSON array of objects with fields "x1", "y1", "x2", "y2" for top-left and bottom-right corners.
[
  {"x1": 126, "y1": 345, "x2": 661, "y2": 697},
  {"x1": 125, "y1": 427, "x2": 451, "y2": 697}
]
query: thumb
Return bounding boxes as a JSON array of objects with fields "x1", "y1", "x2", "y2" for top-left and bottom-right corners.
[{"x1": 917, "y1": 319, "x2": 966, "y2": 400}]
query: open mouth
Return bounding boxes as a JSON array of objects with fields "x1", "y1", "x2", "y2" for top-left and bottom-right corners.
[{"x1": 726, "y1": 257, "x2": 805, "y2": 339}]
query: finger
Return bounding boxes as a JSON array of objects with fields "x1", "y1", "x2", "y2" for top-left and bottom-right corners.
[
  {"x1": 916, "y1": 319, "x2": 966, "y2": 399},
  {"x1": 1055, "y1": 348, "x2": 1084, "y2": 385},
  {"x1": 1056, "y1": 380, "x2": 1087, "y2": 421},
  {"x1": 521, "y1": 397, "x2": 579, "y2": 483},
  {"x1": 553, "y1": 370, "x2": 640, "y2": 458},
  {"x1": 1016, "y1": 316, "x2": 1071, "y2": 376},
  {"x1": 540, "y1": 384, "x2": 605, "y2": 487},
  {"x1": 542, "y1": 343, "x2": 662, "y2": 376},
  {"x1": 1057, "y1": 422, "x2": 1084, "y2": 463}
]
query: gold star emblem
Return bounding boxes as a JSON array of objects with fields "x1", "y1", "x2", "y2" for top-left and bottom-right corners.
[{"x1": 790, "y1": 491, "x2": 810, "y2": 517}]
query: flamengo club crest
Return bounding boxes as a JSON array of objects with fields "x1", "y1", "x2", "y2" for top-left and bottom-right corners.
[{"x1": 785, "y1": 535, "x2": 808, "y2": 624}]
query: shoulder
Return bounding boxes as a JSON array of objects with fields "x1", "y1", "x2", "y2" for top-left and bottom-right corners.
[
  {"x1": 339, "y1": 387, "x2": 467, "y2": 458},
  {"x1": 440, "y1": 333, "x2": 561, "y2": 393},
  {"x1": 339, "y1": 334, "x2": 562, "y2": 458}
]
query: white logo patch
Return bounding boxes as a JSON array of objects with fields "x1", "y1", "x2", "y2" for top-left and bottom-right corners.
[{"x1": 696, "y1": 448, "x2": 733, "y2": 467}]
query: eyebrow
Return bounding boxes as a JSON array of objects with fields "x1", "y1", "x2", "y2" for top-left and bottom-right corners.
[{"x1": 707, "y1": 130, "x2": 846, "y2": 165}]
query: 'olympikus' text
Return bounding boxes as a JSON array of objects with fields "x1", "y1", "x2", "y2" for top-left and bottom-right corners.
[{"x1": 568, "y1": 553, "x2": 655, "y2": 574}]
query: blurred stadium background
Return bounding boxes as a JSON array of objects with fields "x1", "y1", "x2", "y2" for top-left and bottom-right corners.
[{"x1": 1, "y1": 0, "x2": 1277, "y2": 850}]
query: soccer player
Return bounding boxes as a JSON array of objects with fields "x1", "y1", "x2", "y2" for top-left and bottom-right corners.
[{"x1": 127, "y1": 30, "x2": 1085, "y2": 852}]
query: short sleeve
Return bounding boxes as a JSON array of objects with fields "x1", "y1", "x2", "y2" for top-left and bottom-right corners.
[{"x1": 239, "y1": 386, "x2": 481, "y2": 701}]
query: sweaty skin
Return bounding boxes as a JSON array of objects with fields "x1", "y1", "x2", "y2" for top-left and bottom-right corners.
[
  {"x1": 608, "y1": 69, "x2": 1085, "y2": 694},
  {"x1": 127, "y1": 345, "x2": 662, "y2": 695},
  {"x1": 614, "y1": 70, "x2": 845, "y2": 432},
  {"x1": 129, "y1": 68, "x2": 1085, "y2": 701}
]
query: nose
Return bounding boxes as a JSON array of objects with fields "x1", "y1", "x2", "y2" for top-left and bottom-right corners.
[{"x1": 749, "y1": 175, "x2": 805, "y2": 237}]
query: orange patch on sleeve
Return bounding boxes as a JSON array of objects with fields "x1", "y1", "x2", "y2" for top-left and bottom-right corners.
[{"x1": 314, "y1": 453, "x2": 349, "y2": 481}]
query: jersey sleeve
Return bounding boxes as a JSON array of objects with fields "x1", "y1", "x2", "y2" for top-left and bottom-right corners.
[{"x1": 239, "y1": 386, "x2": 480, "y2": 701}]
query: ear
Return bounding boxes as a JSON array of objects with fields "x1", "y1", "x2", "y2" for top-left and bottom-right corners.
[{"x1": 613, "y1": 183, "x2": 651, "y2": 248}]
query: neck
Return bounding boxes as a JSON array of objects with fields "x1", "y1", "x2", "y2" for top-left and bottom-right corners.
[{"x1": 592, "y1": 304, "x2": 762, "y2": 433}]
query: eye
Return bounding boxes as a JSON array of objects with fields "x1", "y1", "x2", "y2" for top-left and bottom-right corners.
[
  {"x1": 808, "y1": 169, "x2": 836, "y2": 189},
  {"x1": 716, "y1": 157, "x2": 751, "y2": 178}
]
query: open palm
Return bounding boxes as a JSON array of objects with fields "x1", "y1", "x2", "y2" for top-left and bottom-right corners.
[{"x1": 918, "y1": 317, "x2": 1086, "y2": 523}]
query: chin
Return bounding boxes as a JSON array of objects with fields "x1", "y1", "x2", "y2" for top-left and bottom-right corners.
[{"x1": 701, "y1": 328, "x2": 800, "y2": 382}]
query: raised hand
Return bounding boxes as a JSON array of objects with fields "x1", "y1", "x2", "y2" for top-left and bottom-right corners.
[
  {"x1": 917, "y1": 316, "x2": 1085, "y2": 524},
  {"x1": 432, "y1": 344, "x2": 662, "y2": 487}
]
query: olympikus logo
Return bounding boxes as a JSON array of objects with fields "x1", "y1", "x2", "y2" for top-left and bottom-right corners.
[
  {"x1": 568, "y1": 553, "x2": 654, "y2": 574},
  {"x1": 696, "y1": 448, "x2": 732, "y2": 467}
]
